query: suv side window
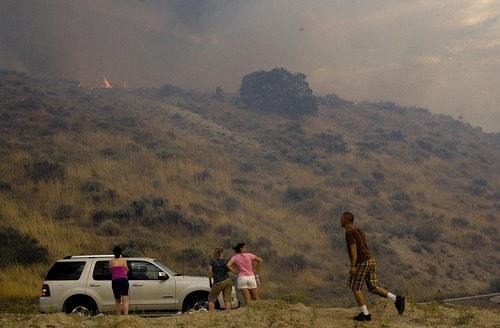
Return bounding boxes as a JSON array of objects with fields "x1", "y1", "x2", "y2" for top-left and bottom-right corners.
[
  {"x1": 45, "y1": 261, "x2": 86, "y2": 280},
  {"x1": 128, "y1": 261, "x2": 161, "y2": 280},
  {"x1": 92, "y1": 260, "x2": 112, "y2": 280}
]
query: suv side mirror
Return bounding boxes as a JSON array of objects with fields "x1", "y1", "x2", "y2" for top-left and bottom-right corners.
[{"x1": 158, "y1": 272, "x2": 169, "y2": 280}]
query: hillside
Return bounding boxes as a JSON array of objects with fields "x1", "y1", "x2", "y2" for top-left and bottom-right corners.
[{"x1": 0, "y1": 69, "x2": 499, "y2": 307}]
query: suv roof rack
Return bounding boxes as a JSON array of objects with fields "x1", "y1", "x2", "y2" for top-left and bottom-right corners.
[{"x1": 63, "y1": 255, "x2": 114, "y2": 259}]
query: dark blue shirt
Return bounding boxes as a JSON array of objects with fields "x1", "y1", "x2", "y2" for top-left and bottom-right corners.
[{"x1": 209, "y1": 258, "x2": 230, "y2": 283}]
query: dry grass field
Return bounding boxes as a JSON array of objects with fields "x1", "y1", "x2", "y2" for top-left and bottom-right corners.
[{"x1": 0, "y1": 70, "x2": 498, "y2": 309}]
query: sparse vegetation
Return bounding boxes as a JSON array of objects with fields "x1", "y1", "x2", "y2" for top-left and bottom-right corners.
[
  {"x1": 0, "y1": 70, "x2": 498, "y2": 308},
  {"x1": 0, "y1": 227, "x2": 49, "y2": 267}
]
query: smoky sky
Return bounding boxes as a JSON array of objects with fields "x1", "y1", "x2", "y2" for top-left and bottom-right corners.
[{"x1": 0, "y1": 0, "x2": 499, "y2": 132}]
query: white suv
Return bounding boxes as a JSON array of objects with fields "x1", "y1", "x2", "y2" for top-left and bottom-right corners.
[{"x1": 39, "y1": 255, "x2": 239, "y2": 316}]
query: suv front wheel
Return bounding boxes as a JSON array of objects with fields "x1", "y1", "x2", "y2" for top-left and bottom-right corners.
[
  {"x1": 183, "y1": 292, "x2": 209, "y2": 312},
  {"x1": 192, "y1": 299, "x2": 209, "y2": 311}
]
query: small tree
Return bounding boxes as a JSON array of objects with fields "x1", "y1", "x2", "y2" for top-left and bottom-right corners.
[{"x1": 239, "y1": 67, "x2": 317, "y2": 118}]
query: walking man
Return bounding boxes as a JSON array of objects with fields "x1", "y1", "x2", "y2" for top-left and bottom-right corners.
[{"x1": 340, "y1": 211, "x2": 405, "y2": 321}]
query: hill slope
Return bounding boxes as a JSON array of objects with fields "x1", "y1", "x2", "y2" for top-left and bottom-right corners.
[{"x1": 0, "y1": 70, "x2": 499, "y2": 306}]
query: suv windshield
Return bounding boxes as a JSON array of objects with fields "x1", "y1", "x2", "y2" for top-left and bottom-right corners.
[{"x1": 154, "y1": 260, "x2": 180, "y2": 275}]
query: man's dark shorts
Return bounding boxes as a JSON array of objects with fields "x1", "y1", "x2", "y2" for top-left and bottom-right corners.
[{"x1": 112, "y1": 278, "x2": 129, "y2": 299}]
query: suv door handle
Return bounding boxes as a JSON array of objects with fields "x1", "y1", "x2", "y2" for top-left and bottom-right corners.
[
  {"x1": 132, "y1": 283, "x2": 144, "y2": 286},
  {"x1": 89, "y1": 283, "x2": 101, "y2": 287}
]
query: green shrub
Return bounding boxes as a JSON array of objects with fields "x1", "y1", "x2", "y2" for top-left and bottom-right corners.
[
  {"x1": 412, "y1": 224, "x2": 442, "y2": 242},
  {"x1": 426, "y1": 264, "x2": 437, "y2": 275},
  {"x1": 157, "y1": 84, "x2": 183, "y2": 97},
  {"x1": 216, "y1": 223, "x2": 250, "y2": 248},
  {"x1": 24, "y1": 160, "x2": 65, "y2": 183},
  {"x1": 481, "y1": 225, "x2": 498, "y2": 236},
  {"x1": 371, "y1": 170, "x2": 385, "y2": 182},
  {"x1": 240, "y1": 162, "x2": 256, "y2": 172},
  {"x1": 284, "y1": 186, "x2": 315, "y2": 202},
  {"x1": 80, "y1": 181, "x2": 102, "y2": 194},
  {"x1": 318, "y1": 222, "x2": 337, "y2": 234},
  {"x1": 278, "y1": 253, "x2": 309, "y2": 273},
  {"x1": 183, "y1": 217, "x2": 211, "y2": 234},
  {"x1": 119, "y1": 238, "x2": 160, "y2": 256},
  {"x1": 189, "y1": 202, "x2": 211, "y2": 215},
  {"x1": 365, "y1": 199, "x2": 387, "y2": 217},
  {"x1": 462, "y1": 232, "x2": 486, "y2": 249},
  {"x1": 232, "y1": 178, "x2": 249, "y2": 186},
  {"x1": 293, "y1": 199, "x2": 322, "y2": 216},
  {"x1": 0, "y1": 181, "x2": 12, "y2": 191},
  {"x1": 48, "y1": 118, "x2": 68, "y2": 130},
  {"x1": 91, "y1": 210, "x2": 112, "y2": 224},
  {"x1": 157, "y1": 151, "x2": 174, "y2": 161},
  {"x1": 451, "y1": 217, "x2": 470, "y2": 228},
  {"x1": 54, "y1": 204, "x2": 73, "y2": 220},
  {"x1": 254, "y1": 237, "x2": 277, "y2": 260},
  {"x1": 215, "y1": 222, "x2": 238, "y2": 235},
  {"x1": 99, "y1": 148, "x2": 116, "y2": 158},
  {"x1": 469, "y1": 178, "x2": 488, "y2": 196},
  {"x1": 312, "y1": 133, "x2": 350, "y2": 154},
  {"x1": 0, "y1": 227, "x2": 49, "y2": 267},
  {"x1": 357, "y1": 141, "x2": 382, "y2": 152},
  {"x1": 194, "y1": 169, "x2": 210, "y2": 182},
  {"x1": 410, "y1": 244, "x2": 422, "y2": 253},
  {"x1": 223, "y1": 196, "x2": 240, "y2": 212},
  {"x1": 489, "y1": 278, "x2": 500, "y2": 292},
  {"x1": 390, "y1": 189, "x2": 413, "y2": 212},
  {"x1": 174, "y1": 248, "x2": 204, "y2": 267},
  {"x1": 97, "y1": 219, "x2": 121, "y2": 236},
  {"x1": 354, "y1": 179, "x2": 380, "y2": 197}
]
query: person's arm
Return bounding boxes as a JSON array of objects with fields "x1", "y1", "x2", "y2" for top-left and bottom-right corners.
[
  {"x1": 121, "y1": 258, "x2": 129, "y2": 272},
  {"x1": 348, "y1": 244, "x2": 357, "y2": 274},
  {"x1": 208, "y1": 264, "x2": 213, "y2": 287},
  {"x1": 252, "y1": 256, "x2": 263, "y2": 274},
  {"x1": 226, "y1": 259, "x2": 238, "y2": 274}
]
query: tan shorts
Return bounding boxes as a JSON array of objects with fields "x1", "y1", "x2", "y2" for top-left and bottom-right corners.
[
  {"x1": 208, "y1": 278, "x2": 233, "y2": 302},
  {"x1": 348, "y1": 258, "x2": 379, "y2": 291}
]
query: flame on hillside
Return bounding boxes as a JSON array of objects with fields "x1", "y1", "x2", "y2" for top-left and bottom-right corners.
[{"x1": 102, "y1": 75, "x2": 112, "y2": 88}]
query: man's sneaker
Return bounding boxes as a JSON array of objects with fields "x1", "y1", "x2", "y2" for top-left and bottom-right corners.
[
  {"x1": 353, "y1": 312, "x2": 372, "y2": 321},
  {"x1": 395, "y1": 295, "x2": 405, "y2": 315}
]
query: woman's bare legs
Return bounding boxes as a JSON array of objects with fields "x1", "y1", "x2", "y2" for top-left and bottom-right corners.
[
  {"x1": 240, "y1": 288, "x2": 251, "y2": 305},
  {"x1": 114, "y1": 298, "x2": 122, "y2": 315},
  {"x1": 115, "y1": 296, "x2": 129, "y2": 315},
  {"x1": 250, "y1": 288, "x2": 260, "y2": 301},
  {"x1": 122, "y1": 296, "x2": 129, "y2": 315}
]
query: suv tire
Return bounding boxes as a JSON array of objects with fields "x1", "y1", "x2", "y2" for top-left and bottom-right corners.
[
  {"x1": 183, "y1": 292, "x2": 209, "y2": 312},
  {"x1": 64, "y1": 297, "x2": 97, "y2": 317}
]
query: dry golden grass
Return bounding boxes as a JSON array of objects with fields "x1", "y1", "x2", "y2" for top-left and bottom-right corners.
[{"x1": 0, "y1": 73, "x2": 498, "y2": 308}]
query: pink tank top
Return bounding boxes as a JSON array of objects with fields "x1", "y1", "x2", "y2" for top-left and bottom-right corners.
[{"x1": 111, "y1": 266, "x2": 128, "y2": 280}]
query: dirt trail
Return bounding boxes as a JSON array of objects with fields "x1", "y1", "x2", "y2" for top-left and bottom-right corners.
[{"x1": 1, "y1": 299, "x2": 499, "y2": 328}]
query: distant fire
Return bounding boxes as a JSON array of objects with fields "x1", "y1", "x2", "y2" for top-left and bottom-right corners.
[{"x1": 102, "y1": 75, "x2": 112, "y2": 88}]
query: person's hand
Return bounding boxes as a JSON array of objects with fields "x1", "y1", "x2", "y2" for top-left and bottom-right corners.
[{"x1": 349, "y1": 266, "x2": 357, "y2": 275}]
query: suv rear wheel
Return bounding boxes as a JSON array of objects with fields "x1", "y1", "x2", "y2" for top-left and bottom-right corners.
[{"x1": 64, "y1": 297, "x2": 98, "y2": 317}]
